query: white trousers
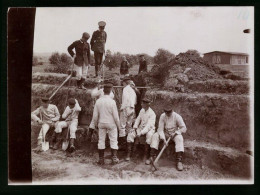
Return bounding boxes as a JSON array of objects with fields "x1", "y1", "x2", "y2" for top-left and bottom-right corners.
[
  {"x1": 119, "y1": 107, "x2": 135, "y2": 137},
  {"x1": 55, "y1": 120, "x2": 78, "y2": 139},
  {"x1": 150, "y1": 132, "x2": 184, "y2": 152},
  {"x1": 37, "y1": 122, "x2": 57, "y2": 140},
  {"x1": 74, "y1": 63, "x2": 88, "y2": 80},
  {"x1": 127, "y1": 128, "x2": 155, "y2": 144},
  {"x1": 98, "y1": 123, "x2": 118, "y2": 150}
]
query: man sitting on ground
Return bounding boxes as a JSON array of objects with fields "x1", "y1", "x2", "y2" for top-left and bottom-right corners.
[
  {"x1": 150, "y1": 104, "x2": 187, "y2": 171},
  {"x1": 126, "y1": 97, "x2": 156, "y2": 164},
  {"x1": 31, "y1": 97, "x2": 60, "y2": 151},
  {"x1": 53, "y1": 98, "x2": 81, "y2": 152}
]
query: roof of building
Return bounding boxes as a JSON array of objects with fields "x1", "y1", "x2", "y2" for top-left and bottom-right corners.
[{"x1": 204, "y1": 51, "x2": 249, "y2": 56}]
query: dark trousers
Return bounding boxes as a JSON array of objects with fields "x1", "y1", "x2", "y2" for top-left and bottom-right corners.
[{"x1": 94, "y1": 52, "x2": 103, "y2": 76}]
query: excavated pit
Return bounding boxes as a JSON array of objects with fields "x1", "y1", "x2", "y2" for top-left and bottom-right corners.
[{"x1": 31, "y1": 72, "x2": 252, "y2": 180}]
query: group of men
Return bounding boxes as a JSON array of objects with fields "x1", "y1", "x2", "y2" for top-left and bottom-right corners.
[
  {"x1": 68, "y1": 20, "x2": 148, "y2": 90},
  {"x1": 32, "y1": 21, "x2": 187, "y2": 171},
  {"x1": 68, "y1": 21, "x2": 107, "y2": 89}
]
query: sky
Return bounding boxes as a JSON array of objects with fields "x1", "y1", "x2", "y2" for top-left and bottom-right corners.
[{"x1": 33, "y1": 7, "x2": 254, "y2": 57}]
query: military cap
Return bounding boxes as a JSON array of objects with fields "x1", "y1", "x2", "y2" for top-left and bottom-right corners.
[
  {"x1": 164, "y1": 105, "x2": 173, "y2": 112},
  {"x1": 142, "y1": 97, "x2": 152, "y2": 103},
  {"x1": 104, "y1": 83, "x2": 113, "y2": 88},
  {"x1": 98, "y1": 21, "x2": 106, "y2": 27},
  {"x1": 139, "y1": 54, "x2": 145, "y2": 57},
  {"x1": 41, "y1": 97, "x2": 49, "y2": 102},
  {"x1": 68, "y1": 98, "x2": 76, "y2": 105},
  {"x1": 104, "y1": 80, "x2": 114, "y2": 85}
]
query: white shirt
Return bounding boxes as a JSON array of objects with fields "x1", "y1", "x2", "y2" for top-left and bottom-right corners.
[
  {"x1": 92, "y1": 95, "x2": 120, "y2": 129},
  {"x1": 31, "y1": 104, "x2": 60, "y2": 124},
  {"x1": 133, "y1": 107, "x2": 156, "y2": 135},
  {"x1": 157, "y1": 112, "x2": 187, "y2": 140},
  {"x1": 62, "y1": 99, "x2": 81, "y2": 121},
  {"x1": 121, "y1": 85, "x2": 137, "y2": 109}
]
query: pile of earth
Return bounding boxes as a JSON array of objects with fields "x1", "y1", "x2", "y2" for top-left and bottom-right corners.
[{"x1": 138, "y1": 51, "x2": 246, "y2": 92}]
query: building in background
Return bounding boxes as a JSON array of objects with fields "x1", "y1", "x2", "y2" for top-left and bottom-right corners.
[{"x1": 203, "y1": 51, "x2": 249, "y2": 65}]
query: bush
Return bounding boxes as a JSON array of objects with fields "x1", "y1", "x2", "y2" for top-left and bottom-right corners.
[
  {"x1": 45, "y1": 52, "x2": 73, "y2": 73},
  {"x1": 32, "y1": 56, "x2": 39, "y2": 66},
  {"x1": 153, "y1": 48, "x2": 175, "y2": 64}
]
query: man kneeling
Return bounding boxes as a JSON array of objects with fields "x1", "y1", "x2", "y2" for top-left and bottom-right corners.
[
  {"x1": 126, "y1": 97, "x2": 156, "y2": 165},
  {"x1": 150, "y1": 105, "x2": 187, "y2": 171},
  {"x1": 53, "y1": 98, "x2": 81, "y2": 152}
]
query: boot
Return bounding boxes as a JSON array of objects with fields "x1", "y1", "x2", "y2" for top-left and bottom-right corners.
[
  {"x1": 53, "y1": 134, "x2": 62, "y2": 150},
  {"x1": 79, "y1": 78, "x2": 87, "y2": 90},
  {"x1": 131, "y1": 143, "x2": 138, "y2": 159},
  {"x1": 97, "y1": 149, "x2": 105, "y2": 165},
  {"x1": 125, "y1": 142, "x2": 133, "y2": 161},
  {"x1": 176, "y1": 152, "x2": 184, "y2": 171},
  {"x1": 76, "y1": 80, "x2": 81, "y2": 88},
  {"x1": 118, "y1": 136, "x2": 126, "y2": 151},
  {"x1": 150, "y1": 148, "x2": 157, "y2": 163},
  {"x1": 69, "y1": 138, "x2": 76, "y2": 153},
  {"x1": 144, "y1": 144, "x2": 151, "y2": 165},
  {"x1": 49, "y1": 132, "x2": 57, "y2": 149},
  {"x1": 111, "y1": 149, "x2": 119, "y2": 164},
  {"x1": 89, "y1": 142, "x2": 96, "y2": 156},
  {"x1": 88, "y1": 128, "x2": 94, "y2": 142}
]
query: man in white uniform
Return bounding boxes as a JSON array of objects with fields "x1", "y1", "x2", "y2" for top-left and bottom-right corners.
[
  {"x1": 31, "y1": 97, "x2": 60, "y2": 150},
  {"x1": 118, "y1": 77, "x2": 137, "y2": 150},
  {"x1": 126, "y1": 97, "x2": 156, "y2": 164},
  {"x1": 53, "y1": 98, "x2": 81, "y2": 152},
  {"x1": 150, "y1": 105, "x2": 187, "y2": 171},
  {"x1": 92, "y1": 83, "x2": 121, "y2": 165}
]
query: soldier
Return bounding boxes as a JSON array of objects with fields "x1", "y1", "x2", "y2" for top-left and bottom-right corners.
[
  {"x1": 138, "y1": 54, "x2": 147, "y2": 74},
  {"x1": 68, "y1": 32, "x2": 91, "y2": 89},
  {"x1": 120, "y1": 56, "x2": 130, "y2": 78},
  {"x1": 31, "y1": 97, "x2": 60, "y2": 150},
  {"x1": 118, "y1": 77, "x2": 137, "y2": 151},
  {"x1": 52, "y1": 98, "x2": 81, "y2": 152},
  {"x1": 92, "y1": 83, "x2": 121, "y2": 165},
  {"x1": 150, "y1": 105, "x2": 187, "y2": 171},
  {"x1": 126, "y1": 97, "x2": 156, "y2": 164},
  {"x1": 90, "y1": 21, "x2": 107, "y2": 77}
]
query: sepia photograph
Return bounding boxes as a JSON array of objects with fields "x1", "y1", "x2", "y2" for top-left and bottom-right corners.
[{"x1": 25, "y1": 6, "x2": 254, "y2": 184}]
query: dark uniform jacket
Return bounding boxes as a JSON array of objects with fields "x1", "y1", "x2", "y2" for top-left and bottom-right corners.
[
  {"x1": 120, "y1": 60, "x2": 129, "y2": 75},
  {"x1": 68, "y1": 39, "x2": 90, "y2": 66},
  {"x1": 138, "y1": 60, "x2": 147, "y2": 73},
  {"x1": 90, "y1": 30, "x2": 107, "y2": 53}
]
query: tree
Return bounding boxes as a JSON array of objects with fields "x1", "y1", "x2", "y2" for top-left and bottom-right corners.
[
  {"x1": 186, "y1": 49, "x2": 201, "y2": 58},
  {"x1": 153, "y1": 48, "x2": 175, "y2": 64}
]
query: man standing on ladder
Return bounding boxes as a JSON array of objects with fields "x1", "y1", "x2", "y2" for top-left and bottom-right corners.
[
  {"x1": 68, "y1": 32, "x2": 91, "y2": 89},
  {"x1": 90, "y1": 21, "x2": 107, "y2": 78}
]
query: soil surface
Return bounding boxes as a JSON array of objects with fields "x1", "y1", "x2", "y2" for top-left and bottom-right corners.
[{"x1": 32, "y1": 147, "x2": 239, "y2": 184}]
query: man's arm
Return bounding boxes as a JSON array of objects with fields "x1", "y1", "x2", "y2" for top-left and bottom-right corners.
[
  {"x1": 68, "y1": 41, "x2": 76, "y2": 57},
  {"x1": 144, "y1": 61, "x2": 148, "y2": 72},
  {"x1": 87, "y1": 43, "x2": 91, "y2": 63},
  {"x1": 52, "y1": 106, "x2": 60, "y2": 122},
  {"x1": 157, "y1": 114, "x2": 166, "y2": 140},
  {"x1": 121, "y1": 88, "x2": 129, "y2": 110},
  {"x1": 140, "y1": 111, "x2": 156, "y2": 135},
  {"x1": 74, "y1": 99, "x2": 81, "y2": 112},
  {"x1": 62, "y1": 106, "x2": 71, "y2": 119},
  {"x1": 92, "y1": 102, "x2": 99, "y2": 128},
  {"x1": 31, "y1": 107, "x2": 41, "y2": 122},
  {"x1": 112, "y1": 101, "x2": 120, "y2": 130},
  {"x1": 133, "y1": 110, "x2": 142, "y2": 129},
  {"x1": 176, "y1": 114, "x2": 187, "y2": 134},
  {"x1": 90, "y1": 31, "x2": 96, "y2": 48}
]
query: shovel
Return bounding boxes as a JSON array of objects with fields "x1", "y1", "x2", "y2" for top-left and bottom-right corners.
[
  {"x1": 151, "y1": 136, "x2": 173, "y2": 171},
  {"x1": 40, "y1": 111, "x2": 49, "y2": 151},
  {"x1": 62, "y1": 126, "x2": 70, "y2": 151}
]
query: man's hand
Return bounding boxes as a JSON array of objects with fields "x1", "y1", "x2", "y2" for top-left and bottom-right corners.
[
  {"x1": 37, "y1": 120, "x2": 43, "y2": 125},
  {"x1": 163, "y1": 139, "x2": 168, "y2": 147},
  {"x1": 170, "y1": 133, "x2": 176, "y2": 139},
  {"x1": 136, "y1": 130, "x2": 141, "y2": 137}
]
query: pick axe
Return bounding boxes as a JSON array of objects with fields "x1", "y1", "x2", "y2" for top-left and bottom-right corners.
[{"x1": 151, "y1": 134, "x2": 177, "y2": 171}]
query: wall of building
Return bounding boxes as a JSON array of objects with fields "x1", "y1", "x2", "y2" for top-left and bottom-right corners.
[
  {"x1": 230, "y1": 55, "x2": 249, "y2": 65},
  {"x1": 204, "y1": 52, "x2": 249, "y2": 65}
]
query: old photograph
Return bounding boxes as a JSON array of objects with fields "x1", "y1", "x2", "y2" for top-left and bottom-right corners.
[{"x1": 30, "y1": 7, "x2": 254, "y2": 184}]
